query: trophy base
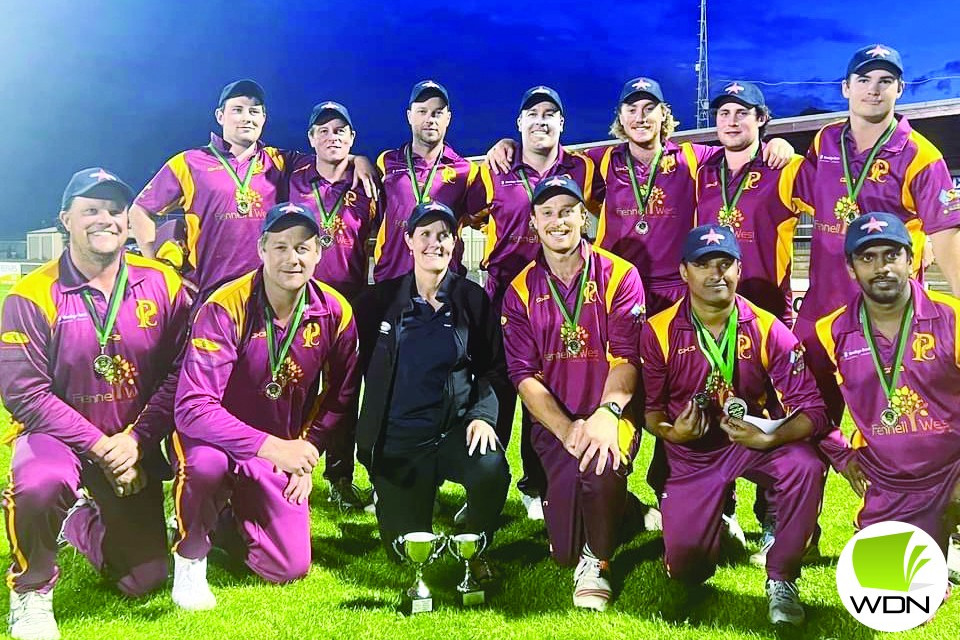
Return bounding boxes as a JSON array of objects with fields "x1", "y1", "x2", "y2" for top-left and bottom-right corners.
[
  {"x1": 406, "y1": 596, "x2": 433, "y2": 615},
  {"x1": 459, "y1": 590, "x2": 485, "y2": 606}
]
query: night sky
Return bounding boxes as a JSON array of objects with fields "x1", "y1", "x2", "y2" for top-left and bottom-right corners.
[{"x1": 2, "y1": 0, "x2": 957, "y2": 235}]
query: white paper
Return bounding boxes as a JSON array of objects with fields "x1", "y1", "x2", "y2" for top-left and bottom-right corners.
[{"x1": 739, "y1": 410, "x2": 800, "y2": 435}]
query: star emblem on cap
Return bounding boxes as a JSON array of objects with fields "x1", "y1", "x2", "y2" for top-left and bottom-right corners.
[
  {"x1": 866, "y1": 45, "x2": 891, "y2": 58},
  {"x1": 631, "y1": 79, "x2": 652, "y2": 90},
  {"x1": 279, "y1": 203, "x2": 302, "y2": 214},
  {"x1": 89, "y1": 169, "x2": 116, "y2": 182},
  {"x1": 544, "y1": 176, "x2": 568, "y2": 188},
  {"x1": 860, "y1": 215, "x2": 889, "y2": 234},
  {"x1": 533, "y1": 86, "x2": 549, "y2": 93},
  {"x1": 701, "y1": 228, "x2": 725, "y2": 245},
  {"x1": 425, "y1": 202, "x2": 447, "y2": 211},
  {"x1": 420, "y1": 81, "x2": 439, "y2": 88},
  {"x1": 320, "y1": 101, "x2": 338, "y2": 110},
  {"x1": 724, "y1": 82, "x2": 745, "y2": 95}
]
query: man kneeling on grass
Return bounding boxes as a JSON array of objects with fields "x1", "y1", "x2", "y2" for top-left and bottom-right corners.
[
  {"x1": 639, "y1": 225, "x2": 829, "y2": 626},
  {"x1": 171, "y1": 202, "x2": 359, "y2": 609}
]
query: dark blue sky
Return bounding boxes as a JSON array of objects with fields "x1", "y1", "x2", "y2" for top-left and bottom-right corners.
[{"x1": 2, "y1": 0, "x2": 957, "y2": 236}]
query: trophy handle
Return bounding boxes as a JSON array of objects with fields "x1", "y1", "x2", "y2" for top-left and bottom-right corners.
[
  {"x1": 477, "y1": 532, "x2": 488, "y2": 556},
  {"x1": 431, "y1": 534, "x2": 447, "y2": 562},
  {"x1": 392, "y1": 535, "x2": 406, "y2": 563}
]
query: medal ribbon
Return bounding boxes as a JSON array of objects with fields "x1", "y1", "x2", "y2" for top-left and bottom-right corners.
[
  {"x1": 691, "y1": 306, "x2": 739, "y2": 386},
  {"x1": 625, "y1": 146, "x2": 663, "y2": 215},
  {"x1": 208, "y1": 144, "x2": 256, "y2": 195},
  {"x1": 719, "y1": 145, "x2": 759, "y2": 213},
  {"x1": 840, "y1": 118, "x2": 897, "y2": 204},
  {"x1": 264, "y1": 287, "x2": 308, "y2": 383},
  {"x1": 81, "y1": 260, "x2": 129, "y2": 355},
  {"x1": 311, "y1": 182, "x2": 347, "y2": 230},
  {"x1": 516, "y1": 167, "x2": 535, "y2": 202},
  {"x1": 859, "y1": 296, "x2": 914, "y2": 406},
  {"x1": 545, "y1": 250, "x2": 592, "y2": 335},
  {"x1": 405, "y1": 145, "x2": 443, "y2": 204}
]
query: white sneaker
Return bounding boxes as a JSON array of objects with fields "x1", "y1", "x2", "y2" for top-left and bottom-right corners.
[
  {"x1": 721, "y1": 513, "x2": 747, "y2": 551},
  {"x1": 766, "y1": 579, "x2": 805, "y2": 626},
  {"x1": 172, "y1": 553, "x2": 216, "y2": 611},
  {"x1": 642, "y1": 505, "x2": 663, "y2": 531},
  {"x1": 572, "y1": 554, "x2": 611, "y2": 611},
  {"x1": 520, "y1": 494, "x2": 544, "y2": 521},
  {"x1": 8, "y1": 589, "x2": 60, "y2": 640}
]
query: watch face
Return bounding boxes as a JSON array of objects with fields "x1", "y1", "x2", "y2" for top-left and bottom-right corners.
[{"x1": 606, "y1": 402, "x2": 623, "y2": 417}]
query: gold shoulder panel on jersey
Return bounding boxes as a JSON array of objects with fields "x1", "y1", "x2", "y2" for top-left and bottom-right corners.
[
  {"x1": 375, "y1": 150, "x2": 390, "y2": 175},
  {"x1": 206, "y1": 271, "x2": 256, "y2": 340},
  {"x1": 901, "y1": 130, "x2": 946, "y2": 213},
  {"x1": 509, "y1": 261, "x2": 537, "y2": 313},
  {"x1": 126, "y1": 253, "x2": 183, "y2": 303},
  {"x1": 744, "y1": 300, "x2": 777, "y2": 369},
  {"x1": 679, "y1": 142, "x2": 699, "y2": 182},
  {"x1": 7, "y1": 259, "x2": 60, "y2": 326},
  {"x1": 592, "y1": 246, "x2": 633, "y2": 313},
  {"x1": 814, "y1": 305, "x2": 848, "y2": 367},
  {"x1": 167, "y1": 151, "x2": 196, "y2": 213},
  {"x1": 926, "y1": 290, "x2": 960, "y2": 368},
  {"x1": 646, "y1": 299, "x2": 683, "y2": 364},
  {"x1": 264, "y1": 146, "x2": 285, "y2": 172},
  {"x1": 315, "y1": 280, "x2": 354, "y2": 336}
]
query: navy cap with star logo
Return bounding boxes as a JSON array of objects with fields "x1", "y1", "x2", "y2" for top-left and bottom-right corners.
[
  {"x1": 407, "y1": 200, "x2": 458, "y2": 234},
  {"x1": 843, "y1": 212, "x2": 912, "y2": 256},
  {"x1": 61, "y1": 167, "x2": 135, "y2": 210},
  {"x1": 520, "y1": 85, "x2": 564, "y2": 115},
  {"x1": 218, "y1": 79, "x2": 265, "y2": 108},
  {"x1": 261, "y1": 202, "x2": 320, "y2": 236},
  {"x1": 709, "y1": 81, "x2": 765, "y2": 109},
  {"x1": 308, "y1": 101, "x2": 353, "y2": 129},
  {"x1": 619, "y1": 76, "x2": 665, "y2": 105},
  {"x1": 846, "y1": 44, "x2": 904, "y2": 78},
  {"x1": 531, "y1": 174, "x2": 584, "y2": 206},
  {"x1": 409, "y1": 80, "x2": 450, "y2": 108},
  {"x1": 682, "y1": 224, "x2": 742, "y2": 262}
]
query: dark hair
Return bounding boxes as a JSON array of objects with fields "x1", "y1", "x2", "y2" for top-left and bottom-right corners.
[
  {"x1": 710, "y1": 103, "x2": 773, "y2": 137},
  {"x1": 845, "y1": 242, "x2": 912, "y2": 266}
]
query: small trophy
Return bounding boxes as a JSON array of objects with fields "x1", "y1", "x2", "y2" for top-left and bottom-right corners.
[
  {"x1": 449, "y1": 533, "x2": 488, "y2": 606},
  {"x1": 392, "y1": 532, "x2": 446, "y2": 614}
]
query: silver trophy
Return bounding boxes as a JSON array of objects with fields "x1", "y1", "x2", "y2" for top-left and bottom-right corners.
[
  {"x1": 449, "y1": 533, "x2": 488, "y2": 606},
  {"x1": 392, "y1": 532, "x2": 446, "y2": 614}
]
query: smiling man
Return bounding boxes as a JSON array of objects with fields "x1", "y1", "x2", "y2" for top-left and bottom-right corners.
[
  {"x1": 286, "y1": 101, "x2": 378, "y2": 510},
  {"x1": 170, "y1": 202, "x2": 359, "y2": 610},
  {"x1": 639, "y1": 225, "x2": 829, "y2": 626},
  {"x1": 501, "y1": 176, "x2": 644, "y2": 611},
  {"x1": 814, "y1": 212, "x2": 960, "y2": 554},
  {"x1": 1, "y1": 168, "x2": 190, "y2": 640}
]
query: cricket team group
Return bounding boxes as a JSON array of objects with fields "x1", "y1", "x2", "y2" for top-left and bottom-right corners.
[{"x1": 2, "y1": 42, "x2": 960, "y2": 638}]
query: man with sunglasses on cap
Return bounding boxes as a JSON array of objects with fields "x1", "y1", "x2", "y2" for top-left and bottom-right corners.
[
  {"x1": 814, "y1": 212, "x2": 960, "y2": 555},
  {"x1": 468, "y1": 86, "x2": 601, "y2": 520},
  {"x1": 639, "y1": 225, "x2": 829, "y2": 626},
  {"x1": 287, "y1": 100, "x2": 379, "y2": 511},
  {"x1": 794, "y1": 44, "x2": 960, "y2": 427},
  {"x1": 372, "y1": 80, "x2": 477, "y2": 283},
  {"x1": 129, "y1": 79, "x2": 378, "y2": 303},
  {"x1": 170, "y1": 202, "x2": 359, "y2": 610},
  {"x1": 1, "y1": 168, "x2": 190, "y2": 640},
  {"x1": 501, "y1": 176, "x2": 644, "y2": 611}
]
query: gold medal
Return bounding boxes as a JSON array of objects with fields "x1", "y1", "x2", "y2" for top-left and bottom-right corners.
[
  {"x1": 236, "y1": 189, "x2": 251, "y2": 216},
  {"x1": 634, "y1": 219, "x2": 649, "y2": 235},
  {"x1": 560, "y1": 322, "x2": 586, "y2": 356},
  {"x1": 833, "y1": 196, "x2": 860, "y2": 224},
  {"x1": 265, "y1": 381, "x2": 283, "y2": 400},
  {"x1": 93, "y1": 353, "x2": 114, "y2": 378}
]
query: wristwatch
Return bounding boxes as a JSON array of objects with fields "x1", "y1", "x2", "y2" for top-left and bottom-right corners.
[{"x1": 598, "y1": 401, "x2": 623, "y2": 419}]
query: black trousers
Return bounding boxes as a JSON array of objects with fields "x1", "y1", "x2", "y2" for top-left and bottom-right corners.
[{"x1": 372, "y1": 428, "x2": 510, "y2": 557}]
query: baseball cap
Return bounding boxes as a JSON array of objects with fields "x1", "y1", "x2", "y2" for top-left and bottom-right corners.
[
  {"x1": 407, "y1": 201, "x2": 457, "y2": 234},
  {"x1": 261, "y1": 202, "x2": 320, "y2": 236},
  {"x1": 844, "y1": 212, "x2": 912, "y2": 256},
  {"x1": 710, "y1": 81, "x2": 765, "y2": 109},
  {"x1": 61, "y1": 167, "x2": 134, "y2": 210},
  {"x1": 520, "y1": 86, "x2": 564, "y2": 114},
  {"x1": 619, "y1": 77, "x2": 665, "y2": 105},
  {"x1": 846, "y1": 44, "x2": 904, "y2": 78},
  {"x1": 308, "y1": 101, "x2": 353, "y2": 128},
  {"x1": 531, "y1": 174, "x2": 584, "y2": 206},
  {"x1": 409, "y1": 80, "x2": 449, "y2": 107},
  {"x1": 682, "y1": 225, "x2": 742, "y2": 262},
  {"x1": 218, "y1": 79, "x2": 266, "y2": 108}
]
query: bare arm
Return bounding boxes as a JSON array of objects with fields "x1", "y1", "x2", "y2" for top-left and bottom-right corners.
[
  {"x1": 930, "y1": 228, "x2": 960, "y2": 296},
  {"x1": 129, "y1": 203, "x2": 157, "y2": 258}
]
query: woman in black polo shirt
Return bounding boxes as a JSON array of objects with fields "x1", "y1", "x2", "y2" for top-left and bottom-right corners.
[{"x1": 355, "y1": 201, "x2": 510, "y2": 561}]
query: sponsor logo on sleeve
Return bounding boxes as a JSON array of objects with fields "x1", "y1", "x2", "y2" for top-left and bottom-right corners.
[
  {"x1": 191, "y1": 337, "x2": 221, "y2": 352},
  {"x1": 0, "y1": 331, "x2": 30, "y2": 345}
]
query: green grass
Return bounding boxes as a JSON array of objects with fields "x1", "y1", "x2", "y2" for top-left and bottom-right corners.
[{"x1": 0, "y1": 281, "x2": 956, "y2": 639}]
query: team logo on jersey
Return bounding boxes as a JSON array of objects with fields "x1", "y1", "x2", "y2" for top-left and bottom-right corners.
[
  {"x1": 737, "y1": 333, "x2": 752, "y2": 360},
  {"x1": 344, "y1": 190, "x2": 358, "y2": 207},
  {"x1": 867, "y1": 159, "x2": 890, "y2": 184},
  {"x1": 441, "y1": 166, "x2": 458, "y2": 184},
  {"x1": 659, "y1": 155, "x2": 677, "y2": 174},
  {"x1": 135, "y1": 299, "x2": 158, "y2": 328},
  {"x1": 743, "y1": 171, "x2": 762, "y2": 191},
  {"x1": 191, "y1": 337, "x2": 221, "y2": 352},
  {"x1": 302, "y1": 321, "x2": 322, "y2": 348},
  {"x1": 0, "y1": 331, "x2": 29, "y2": 345},
  {"x1": 584, "y1": 281, "x2": 598, "y2": 304},
  {"x1": 911, "y1": 333, "x2": 936, "y2": 362}
]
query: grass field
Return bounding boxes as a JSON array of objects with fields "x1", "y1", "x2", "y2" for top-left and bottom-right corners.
[{"x1": 0, "y1": 282, "x2": 955, "y2": 639}]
